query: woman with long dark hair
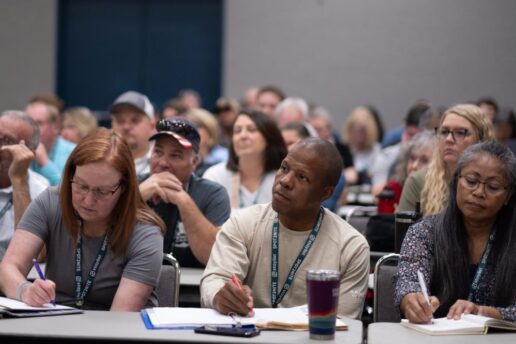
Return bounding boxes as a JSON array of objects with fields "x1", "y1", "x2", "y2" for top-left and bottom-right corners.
[
  {"x1": 395, "y1": 141, "x2": 516, "y2": 323},
  {"x1": 204, "y1": 110, "x2": 287, "y2": 210}
]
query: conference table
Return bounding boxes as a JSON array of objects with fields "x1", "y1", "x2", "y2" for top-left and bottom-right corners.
[
  {"x1": 368, "y1": 323, "x2": 516, "y2": 344},
  {"x1": 0, "y1": 310, "x2": 363, "y2": 344}
]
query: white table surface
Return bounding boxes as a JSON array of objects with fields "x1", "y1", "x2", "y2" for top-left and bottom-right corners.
[
  {"x1": 368, "y1": 322, "x2": 516, "y2": 344},
  {"x1": 0, "y1": 310, "x2": 363, "y2": 344}
]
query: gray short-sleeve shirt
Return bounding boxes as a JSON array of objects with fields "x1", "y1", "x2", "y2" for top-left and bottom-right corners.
[{"x1": 18, "y1": 188, "x2": 163, "y2": 310}]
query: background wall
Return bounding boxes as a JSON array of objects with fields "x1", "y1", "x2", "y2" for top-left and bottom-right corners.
[
  {"x1": 224, "y1": 0, "x2": 516, "y2": 129},
  {"x1": 0, "y1": 0, "x2": 57, "y2": 110},
  {"x1": 1, "y1": 0, "x2": 516, "y2": 130}
]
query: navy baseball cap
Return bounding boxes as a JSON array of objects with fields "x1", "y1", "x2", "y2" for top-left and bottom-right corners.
[{"x1": 149, "y1": 118, "x2": 200, "y2": 153}]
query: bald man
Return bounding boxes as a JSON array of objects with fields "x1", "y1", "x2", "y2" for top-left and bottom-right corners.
[{"x1": 201, "y1": 138, "x2": 370, "y2": 319}]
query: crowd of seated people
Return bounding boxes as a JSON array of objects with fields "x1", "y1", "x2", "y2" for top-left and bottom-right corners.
[{"x1": 0, "y1": 88, "x2": 514, "y2": 327}]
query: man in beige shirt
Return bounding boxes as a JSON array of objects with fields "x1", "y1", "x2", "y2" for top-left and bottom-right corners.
[{"x1": 201, "y1": 138, "x2": 370, "y2": 319}]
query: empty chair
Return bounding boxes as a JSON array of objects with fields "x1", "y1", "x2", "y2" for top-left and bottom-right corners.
[
  {"x1": 156, "y1": 253, "x2": 181, "y2": 307},
  {"x1": 373, "y1": 253, "x2": 400, "y2": 322},
  {"x1": 344, "y1": 205, "x2": 377, "y2": 235}
]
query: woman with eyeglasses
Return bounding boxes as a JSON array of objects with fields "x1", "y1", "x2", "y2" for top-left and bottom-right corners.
[
  {"x1": 203, "y1": 110, "x2": 287, "y2": 210},
  {"x1": 395, "y1": 141, "x2": 516, "y2": 323},
  {"x1": 0, "y1": 128, "x2": 165, "y2": 311},
  {"x1": 398, "y1": 104, "x2": 495, "y2": 214}
]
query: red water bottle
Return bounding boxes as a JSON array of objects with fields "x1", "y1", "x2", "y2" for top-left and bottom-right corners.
[{"x1": 377, "y1": 185, "x2": 395, "y2": 214}]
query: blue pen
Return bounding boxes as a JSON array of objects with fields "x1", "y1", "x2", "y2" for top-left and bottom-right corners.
[{"x1": 32, "y1": 258, "x2": 55, "y2": 306}]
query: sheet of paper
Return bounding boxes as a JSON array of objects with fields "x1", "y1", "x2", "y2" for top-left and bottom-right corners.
[
  {"x1": 149, "y1": 307, "x2": 244, "y2": 327},
  {"x1": 0, "y1": 296, "x2": 73, "y2": 311}
]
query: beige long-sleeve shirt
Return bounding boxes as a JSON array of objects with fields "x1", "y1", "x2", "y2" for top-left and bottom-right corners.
[{"x1": 200, "y1": 203, "x2": 370, "y2": 319}]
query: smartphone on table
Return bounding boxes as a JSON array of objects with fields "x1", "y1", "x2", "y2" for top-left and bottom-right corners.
[{"x1": 194, "y1": 325, "x2": 260, "y2": 337}]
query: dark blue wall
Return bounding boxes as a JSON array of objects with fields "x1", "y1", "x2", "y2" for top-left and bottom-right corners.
[{"x1": 57, "y1": 0, "x2": 222, "y2": 116}]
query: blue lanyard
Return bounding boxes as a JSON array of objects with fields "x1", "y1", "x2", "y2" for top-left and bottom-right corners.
[
  {"x1": 270, "y1": 207, "x2": 324, "y2": 308},
  {"x1": 75, "y1": 234, "x2": 108, "y2": 308},
  {"x1": 0, "y1": 193, "x2": 13, "y2": 220},
  {"x1": 467, "y1": 230, "x2": 496, "y2": 301}
]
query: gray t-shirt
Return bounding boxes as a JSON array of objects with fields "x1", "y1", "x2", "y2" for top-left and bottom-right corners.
[
  {"x1": 150, "y1": 173, "x2": 230, "y2": 268},
  {"x1": 18, "y1": 188, "x2": 163, "y2": 310}
]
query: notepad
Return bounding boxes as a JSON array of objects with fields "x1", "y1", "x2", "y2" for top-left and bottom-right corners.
[
  {"x1": 141, "y1": 306, "x2": 348, "y2": 331},
  {"x1": 0, "y1": 296, "x2": 83, "y2": 318},
  {"x1": 401, "y1": 314, "x2": 516, "y2": 335}
]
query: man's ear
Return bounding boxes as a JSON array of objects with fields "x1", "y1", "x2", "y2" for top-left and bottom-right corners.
[
  {"x1": 191, "y1": 153, "x2": 200, "y2": 168},
  {"x1": 320, "y1": 186, "x2": 334, "y2": 202}
]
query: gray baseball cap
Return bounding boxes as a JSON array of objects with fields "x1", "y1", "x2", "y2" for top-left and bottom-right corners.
[{"x1": 110, "y1": 91, "x2": 155, "y2": 120}]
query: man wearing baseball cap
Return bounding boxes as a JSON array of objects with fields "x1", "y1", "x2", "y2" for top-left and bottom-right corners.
[
  {"x1": 110, "y1": 91, "x2": 156, "y2": 181},
  {"x1": 139, "y1": 118, "x2": 231, "y2": 267}
]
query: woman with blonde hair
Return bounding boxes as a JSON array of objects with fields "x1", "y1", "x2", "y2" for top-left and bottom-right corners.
[
  {"x1": 60, "y1": 107, "x2": 98, "y2": 144},
  {"x1": 341, "y1": 106, "x2": 381, "y2": 184},
  {"x1": 0, "y1": 128, "x2": 165, "y2": 311},
  {"x1": 398, "y1": 104, "x2": 495, "y2": 214},
  {"x1": 185, "y1": 108, "x2": 228, "y2": 176}
]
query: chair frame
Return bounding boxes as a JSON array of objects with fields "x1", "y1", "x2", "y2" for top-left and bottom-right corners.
[
  {"x1": 373, "y1": 253, "x2": 400, "y2": 322},
  {"x1": 160, "y1": 253, "x2": 181, "y2": 307}
]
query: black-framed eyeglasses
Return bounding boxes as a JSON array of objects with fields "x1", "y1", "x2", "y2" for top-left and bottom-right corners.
[
  {"x1": 458, "y1": 175, "x2": 510, "y2": 195},
  {"x1": 435, "y1": 127, "x2": 471, "y2": 141},
  {"x1": 70, "y1": 180, "x2": 122, "y2": 200}
]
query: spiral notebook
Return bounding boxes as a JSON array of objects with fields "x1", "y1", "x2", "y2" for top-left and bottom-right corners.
[{"x1": 141, "y1": 306, "x2": 348, "y2": 330}]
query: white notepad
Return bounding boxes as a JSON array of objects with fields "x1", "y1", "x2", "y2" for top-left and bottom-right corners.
[{"x1": 0, "y1": 296, "x2": 82, "y2": 318}]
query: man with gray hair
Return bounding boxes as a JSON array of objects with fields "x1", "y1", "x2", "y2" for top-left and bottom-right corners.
[
  {"x1": 274, "y1": 97, "x2": 309, "y2": 127},
  {"x1": 0, "y1": 111, "x2": 49, "y2": 260}
]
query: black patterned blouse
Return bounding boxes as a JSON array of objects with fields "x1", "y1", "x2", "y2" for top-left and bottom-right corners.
[{"x1": 394, "y1": 216, "x2": 515, "y2": 321}]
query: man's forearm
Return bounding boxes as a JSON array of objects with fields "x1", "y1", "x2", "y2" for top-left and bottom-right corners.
[
  {"x1": 177, "y1": 196, "x2": 219, "y2": 265},
  {"x1": 11, "y1": 177, "x2": 31, "y2": 227}
]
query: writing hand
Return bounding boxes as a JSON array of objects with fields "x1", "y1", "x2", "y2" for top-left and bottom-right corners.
[
  {"x1": 21, "y1": 279, "x2": 56, "y2": 307},
  {"x1": 213, "y1": 280, "x2": 254, "y2": 317},
  {"x1": 401, "y1": 292, "x2": 439, "y2": 324}
]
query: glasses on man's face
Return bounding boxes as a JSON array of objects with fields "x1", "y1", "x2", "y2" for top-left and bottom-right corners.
[
  {"x1": 71, "y1": 180, "x2": 121, "y2": 200},
  {"x1": 156, "y1": 119, "x2": 196, "y2": 137},
  {"x1": 458, "y1": 175, "x2": 510, "y2": 196},
  {"x1": 436, "y1": 127, "x2": 471, "y2": 141},
  {"x1": 0, "y1": 135, "x2": 17, "y2": 146}
]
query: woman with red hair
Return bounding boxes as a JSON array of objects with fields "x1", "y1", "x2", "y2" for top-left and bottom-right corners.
[{"x1": 0, "y1": 128, "x2": 164, "y2": 311}]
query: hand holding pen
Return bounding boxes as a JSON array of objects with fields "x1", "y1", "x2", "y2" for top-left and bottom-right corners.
[
  {"x1": 400, "y1": 270, "x2": 440, "y2": 324},
  {"x1": 212, "y1": 274, "x2": 254, "y2": 317},
  {"x1": 24, "y1": 258, "x2": 56, "y2": 307}
]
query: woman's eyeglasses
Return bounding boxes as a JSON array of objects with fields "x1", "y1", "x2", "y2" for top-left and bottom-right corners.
[
  {"x1": 435, "y1": 128, "x2": 471, "y2": 141},
  {"x1": 458, "y1": 175, "x2": 510, "y2": 195},
  {"x1": 71, "y1": 180, "x2": 121, "y2": 200}
]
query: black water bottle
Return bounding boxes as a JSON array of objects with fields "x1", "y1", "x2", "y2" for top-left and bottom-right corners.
[{"x1": 394, "y1": 202, "x2": 421, "y2": 253}]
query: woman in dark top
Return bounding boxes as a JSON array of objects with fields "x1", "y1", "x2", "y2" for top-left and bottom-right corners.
[{"x1": 395, "y1": 141, "x2": 516, "y2": 323}]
